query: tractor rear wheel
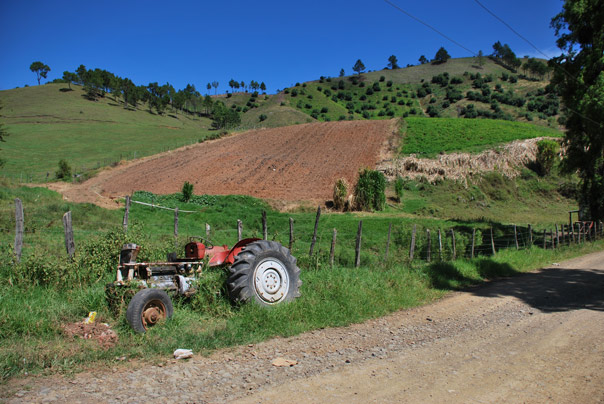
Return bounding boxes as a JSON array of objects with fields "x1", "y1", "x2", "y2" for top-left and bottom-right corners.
[
  {"x1": 227, "y1": 240, "x2": 301, "y2": 306},
  {"x1": 126, "y1": 289, "x2": 173, "y2": 333}
]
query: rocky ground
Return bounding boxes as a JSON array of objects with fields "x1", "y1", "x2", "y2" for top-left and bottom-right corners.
[{"x1": 2, "y1": 251, "x2": 603, "y2": 403}]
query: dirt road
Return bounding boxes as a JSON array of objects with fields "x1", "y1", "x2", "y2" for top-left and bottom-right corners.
[{"x1": 3, "y1": 251, "x2": 603, "y2": 404}]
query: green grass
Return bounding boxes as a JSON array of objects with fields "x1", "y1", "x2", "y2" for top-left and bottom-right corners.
[
  {"x1": 401, "y1": 117, "x2": 561, "y2": 157},
  {"x1": 0, "y1": 175, "x2": 589, "y2": 381},
  {"x1": 0, "y1": 84, "x2": 214, "y2": 181}
]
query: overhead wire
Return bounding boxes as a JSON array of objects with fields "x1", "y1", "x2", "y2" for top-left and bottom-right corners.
[
  {"x1": 382, "y1": 0, "x2": 476, "y2": 57},
  {"x1": 383, "y1": 0, "x2": 602, "y2": 128},
  {"x1": 471, "y1": 0, "x2": 603, "y2": 128}
]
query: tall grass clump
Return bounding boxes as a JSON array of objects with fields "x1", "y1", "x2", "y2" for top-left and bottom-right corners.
[
  {"x1": 354, "y1": 168, "x2": 386, "y2": 211},
  {"x1": 333, "y1": 178, "x2": 349, "y2": 211}
]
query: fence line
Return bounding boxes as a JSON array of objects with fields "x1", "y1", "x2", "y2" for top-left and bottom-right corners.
[{"x1": 9, "y1": 198, "x2": 604, "y2": 267}]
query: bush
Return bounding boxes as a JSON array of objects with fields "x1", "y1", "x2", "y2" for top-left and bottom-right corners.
[
  {"x1": 181, "y1": 181, "x2": 194, "y2": 202},
  {"x1": 354, "y1": 169, "x2": 386, "y2": 211},
  {"x1": 394, "y1": 176, "x2": 404, "y2": 202},
  {"x1": 55, "y1": 159, "x2": 72, "y2": 180},
  {"x1": 259, "y1": 114, "x2": 267, "y2": 122},
  {"x1": 333, "y1": 178, "x2": 350, "y2": 211},
  {"x1": 536, "y1": 139, "x2": 559, "y2": 176}
]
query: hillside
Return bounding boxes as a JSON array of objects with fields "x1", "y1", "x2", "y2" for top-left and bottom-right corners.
[{"x1": 0, "y1": 57, "x2": 560, "y2": 183}]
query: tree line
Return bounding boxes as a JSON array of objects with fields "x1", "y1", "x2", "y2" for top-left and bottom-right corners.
[{"x1": 58, "y1": 65, "x2": 253, "y2": 129}]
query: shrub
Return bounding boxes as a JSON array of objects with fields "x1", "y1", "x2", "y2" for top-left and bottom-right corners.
[
  {"x1": 536, "y1": 139, "x2": 559, "y2": 176},
  {"x1": 181, "y1": 181, "x2": 194, "y2": 202},
  {"x1": 55, "y1": 159, "x2": 72, "y2": 180},
  {"x1": 259, "y1": 114, "x2": 267, "y2": 122},
  {"x1": 333, "y1": 178, "x2": 350, "y2": 211},
  {"x1": 394, "y1": 176, "x2": 404, "y2": 202},
  {"x1": 354, "y1": 168, "x2": 386, "y2": 211}
]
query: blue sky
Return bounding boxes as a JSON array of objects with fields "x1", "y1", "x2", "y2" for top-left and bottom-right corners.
[{"x1": 0, "y1": 0, "x2": 564, "y2": 94}]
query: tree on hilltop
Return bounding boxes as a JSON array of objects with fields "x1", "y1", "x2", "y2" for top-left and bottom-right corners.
[
  {"x1": 211, "y1": 81, "x2": 219, "y2": 95},
  {"x1": 352, "y1": 59, "x2": 366, "y2": 75},
  {"x1": 431, "y1": 47, "x2": 451, "y2": 64},
  {"x1": 62, "y1": 71, "x2": 78, "y2": 90},
  {"x1": 30, "y1": 61, "x2": 51, "y2": 85},
  {"x1": 418, "y1": 55, "x2": 428, "y2": 65},
  {"x1": 387, "y1": 55, "x2": 399, "y2": 69}
]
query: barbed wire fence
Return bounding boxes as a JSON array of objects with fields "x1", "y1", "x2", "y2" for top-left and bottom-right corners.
[{"x1": 9, "y1": 197, "x2": 604, "y2": 268}]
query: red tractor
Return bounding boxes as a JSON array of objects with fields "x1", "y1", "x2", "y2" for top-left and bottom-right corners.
[{"x1": 112, "y1": 237, "x2": 302, "y2": 333}]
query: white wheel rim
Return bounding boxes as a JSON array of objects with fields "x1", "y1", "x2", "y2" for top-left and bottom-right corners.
[{"x1": 253, "y1": 258, "x2": 289, "y2": 304}]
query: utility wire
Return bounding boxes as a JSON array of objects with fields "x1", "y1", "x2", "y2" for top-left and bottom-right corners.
[
  {"x1": 471, "y1": 0, "x2": 602, "y2": 128},
  {"x1": 473, "y1": 0, "x2": 551, "y2": 60},
  {"x1": 383, "y1": 0, "x2": 477, "y2": 57}
]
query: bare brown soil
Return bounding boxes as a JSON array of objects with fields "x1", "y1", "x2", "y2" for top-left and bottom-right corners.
[{"x1": 46, "y1": 120, "x2": 398, "y2": 209}]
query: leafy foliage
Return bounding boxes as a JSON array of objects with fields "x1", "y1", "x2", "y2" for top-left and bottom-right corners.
[
  {"x1": 536, "y1": 139, "x2": 560, "y2": 176},
  {"x1": 354, "y1": 169, "x2": 386, "y2": 211},
  {"x1": 333, "y1": 178, "x2": 350, "y2": 211},
  {"x1": 181, "y1": 181, "x2": 194, "y2": 202},
  {"x1": 551, "y1": 0, "x2": 604, "y2": 220},
  {"x1": 55, "y1": 159, "x2": 72, "y2": 180}
]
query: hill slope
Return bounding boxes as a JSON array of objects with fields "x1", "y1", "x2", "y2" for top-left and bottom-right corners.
[{"x1": 50, "y1": 120, "x2": 398, "y2": 207}]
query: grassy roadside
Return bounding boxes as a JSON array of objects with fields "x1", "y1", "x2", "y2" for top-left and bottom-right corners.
[{"x1": 1, "y1": 223, "x2": 601, "y2": 381}]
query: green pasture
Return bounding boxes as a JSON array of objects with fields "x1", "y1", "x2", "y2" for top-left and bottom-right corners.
[{"x1": 401, "y1": 117, "x2": 561, "y2": 157}]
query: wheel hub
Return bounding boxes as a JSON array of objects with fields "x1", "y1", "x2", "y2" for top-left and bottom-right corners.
[
  {"x1": 142, "y1": 301, "x2": 166, "y2": 328},
  {"x1": 254, "y1": 259, "x2": 289, "y2": 304}
]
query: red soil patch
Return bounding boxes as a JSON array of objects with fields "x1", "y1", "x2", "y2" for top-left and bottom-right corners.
[
  {"x1": 48, "y1": 120, "x2": 398, "y2": 208},
  {"x1": 62, "y1": 322, "x2": 118, "y2": 349}
]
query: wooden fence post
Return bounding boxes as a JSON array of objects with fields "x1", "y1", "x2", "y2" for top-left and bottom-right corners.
[
  {"x1": 451, "y1": 229, "x2": 456, "y2": 260},
  {"x1": 355, "y1": 221, "x2": 362, "y2": 268},
  {"x1": 330, "y1": 228, "x2": 337, "y2": 267},
  {"x1": 471, "y1": 228, "x2": 476, "y2": 258},
  {"x1": 438, "y1": 229, "x2": 443, "y2": 261},
  {"x1": 551, "y1": 229, "x2": 555, "y2": 249},
  {"x1": 542, "y1": 229, "x2": 547, "y2": 249},
  {"x1": 426, "y1": 229, "x2": 431, "y2": 262},
  {"x1": 561, "y1": 224, "x2": 565, "y2": 245},
  {"x1": 491, "y1": 227, "x2": 496, "y2": 255},
  {"x1": 528, "y1": 224, "x2": 533, "y2": 246},
  {"x1": 309, "y1": 206, "x2": 321, "y2": 256},
  {"x1": 555, "y1": 224, "x2": 559, "y2": 248},
  {"x1": 174, "y1": 207, "x2": 179, "y2": 241},
  {"x1": 289, "y1": 218, "x2": 294, "y2": 250},
  {"x1": 62, "y1": 211, "x2": 75, "y2": 259},
  {"x1": 384, "y1": 223, "x2": 392, "y2": 261},
  {"x1": 123, "y1": 195, "x2": 131, "y2": 233},
  {"x1": 409, "y1": 224, "x2": 417, "y2": 261},
  {"x1": 571, "y1": 222, "x2": 576, "y2": 243},
  {"x1": 262, "y1": 211, "x2": 268, "y2": 240},
  {"x1": 14, "y1": 198, "x2": 24, "y2": 262},
  {"x1": 237, "y1": 219, "x2": 243, "y2": 241},
  {"x1": 513, "y1": 224, "x2": 519, "y2": 250},
  {"x1": 206, "y1": 223, "x2": 211, "y2": 239},
  {"x1": 577, "y1": 223, "x2": 581, "y2": 243}
]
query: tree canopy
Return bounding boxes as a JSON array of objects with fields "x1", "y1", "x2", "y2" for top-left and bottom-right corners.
[
  {"x1": 352, "y1": 59, "x2": 366, "y2": 75},
  {"x1": 30, "y1": 61, "x2": 51, "y2": 85},
  {"x1": 431, "y1": 47, "x2": 450, "y2": 64},
  {"x1": 550, "y1": 0, "x2": 604, "y2": 220},
  {"x1": 387, "y1": 55, "x2": 399, "y2": 69}
]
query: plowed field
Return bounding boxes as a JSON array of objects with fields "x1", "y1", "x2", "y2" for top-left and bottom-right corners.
[{"x1": 48, "y1": 120, "x2": 398, "y2": 208}]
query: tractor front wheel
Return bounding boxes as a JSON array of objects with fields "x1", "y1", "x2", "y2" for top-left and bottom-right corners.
[
  {"x1": 227, "y1": 240, "x2": 301, "y2": 306},
  {"x1": 126, "y1": 289, "x2": 174, "y2": 333}
]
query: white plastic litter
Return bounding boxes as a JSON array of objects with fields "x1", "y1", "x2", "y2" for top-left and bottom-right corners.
[{"x1": 173, "y1": 349, "x2": 193, "y2": 360}]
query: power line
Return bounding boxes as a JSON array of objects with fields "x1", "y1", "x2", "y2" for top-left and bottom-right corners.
[
  {"x1": 383, "y1": 0, "x2": 477, "y2": 57},
  {"x1": 471, "y1": 0, "x2": 603, "y2": 128},
  {"x1": 472, "y1": 0, "x2": 551, "y2": 60}
]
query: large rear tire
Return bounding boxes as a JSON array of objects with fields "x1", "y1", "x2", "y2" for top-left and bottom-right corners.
[
  {"x1": 126, "y1": 289, "x2": 173, "y2": 333},
  {"x1": 227, "y1": 240, "x2": 302, "y2": 306}
]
